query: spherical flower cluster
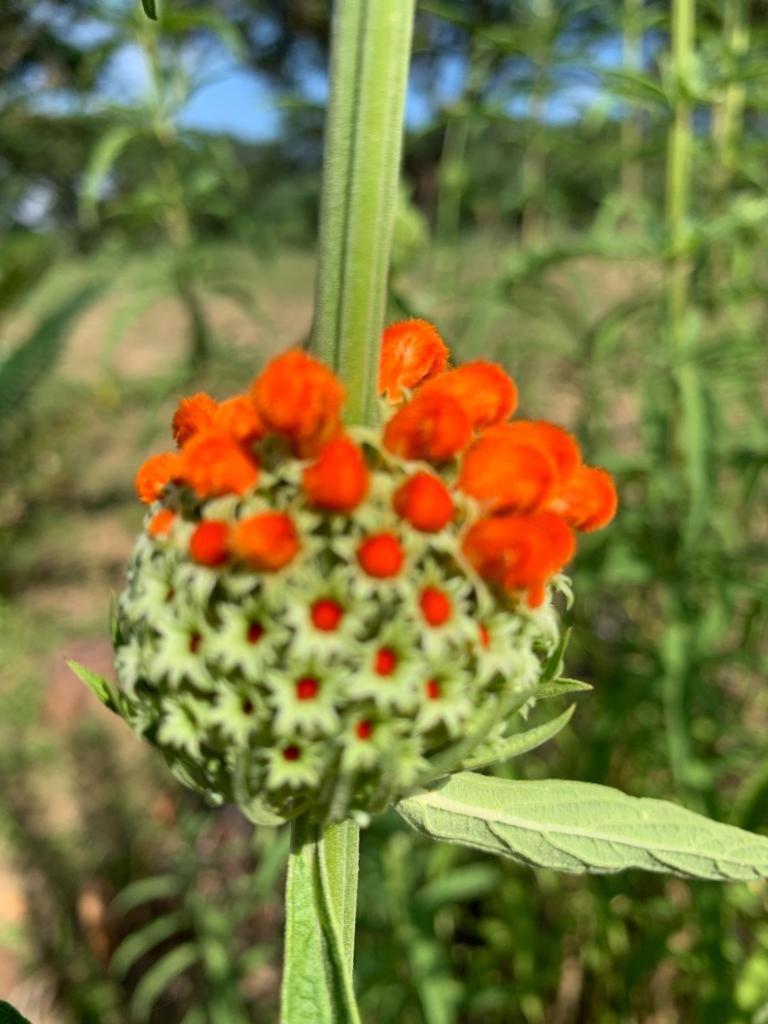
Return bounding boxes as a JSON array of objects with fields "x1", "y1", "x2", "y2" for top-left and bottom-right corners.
[{"x1": 114, "y1": 320, "x2": 616, "y2": 825}]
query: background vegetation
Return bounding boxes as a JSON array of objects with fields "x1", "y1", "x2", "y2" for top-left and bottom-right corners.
[{"x1": 1, "y1": 1, "x2": 767, "y2": 1021}]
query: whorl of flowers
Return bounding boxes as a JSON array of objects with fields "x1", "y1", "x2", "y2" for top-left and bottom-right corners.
[{"x1": 115, "y1": 321, "x2": 617, "y2": 825}]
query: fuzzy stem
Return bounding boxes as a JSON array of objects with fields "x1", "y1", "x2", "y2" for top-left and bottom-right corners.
[{"x1": 312, "y1": 0, "x2": 416, "y2": 425}]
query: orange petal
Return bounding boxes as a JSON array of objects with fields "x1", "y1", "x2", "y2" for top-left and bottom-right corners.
[
  {"x1": 302, "y1": 436, "x2": 369, "y2": 512},
  {"x1": 378, "y1": 319, "x2": 449, "y2": 402},
  {"x1": 213, "y1": 394, "x2": 264, "y2": 444},
  {"x1": 232, "y1": 512, "x2": 299, "y2": 570},
  {"x1": 172, "y1": 393, "x2": 218, "y2": 446},
  {"x1": 547, "y1": 465, "x2": 618, "y2": 532},
  {"x1": 189, "y1": 521, "x2": 231, "y2": 566},
  {"x1": 383, "y1": 391, "x2": 472, "y2": 463},
  {"x1": 420, "y1": 361, "x2": 517, "y2": 429},
  {"x1": 392, "y1": 471, "x2": 454, "y2": 532},
  {"x1": 135, "y1": 452, "x2": 183, "y2": 504},
  {"x1": 357, "y1": 533, "x2": 405, "y2": 578},
  {"x1": 180, "y1": 431, "x2": 259, "y2": 498},
  {"x1": 459, "y1": 431, "x2": 556, "y2": 513}
]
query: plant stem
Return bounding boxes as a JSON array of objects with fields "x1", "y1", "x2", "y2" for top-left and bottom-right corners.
[
  {"x1": 312, "y1": 0, "x2": 416, "y2": 424},
  {"x1": 282, "y1": 1, "x2": 415, "y2": 1019},
  {"x1": 620, "y1": 0, "x2": 643, "y2": 207}
]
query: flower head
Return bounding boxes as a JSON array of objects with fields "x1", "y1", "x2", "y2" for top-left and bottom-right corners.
[
  {"x1": 547, "y1": 465, "x2": 618, "y2": 532},
  {"x1": 172, "y1": 393, "x2": 218, "y2": 446},
  {"x1": 181, "y1": 431, "x2": 259, "y2": 498},
  {"x1": 357, "y1": 533, "x2": 405, "y2": 578},
  {"x1": 214, "y1": 395, "x2": 264, "y2": 444},
  {"x1": 459, "y1": 429, "x2": 556, "y2": 513},
  {"x1": 393, "y1": 471, "x2": 454, "y2": 532},
  {"x1": 303, "y1": 436, "x2": 369, "y2": 512},
  {"x1": 135, "y1": 452, "x2": 183, "y2": 504},
  {"x1": 384, "y1": 391, "x2": 472, "y2": 462},
  {"x1": 232, "y1": 512, "x2": 300, "y2": 571},
  {"x1": 251, "y1": 349, "x2": 345, "y2": 455},
  {"x1": 378, "y1": 319, "x2": 449, "y2": 402},
  {"x1": 420, "y1": 361, "x2": 518, "y2": 429},
  {"x1": 190, "y1": 521, "x2": 231, "y2": 566}
]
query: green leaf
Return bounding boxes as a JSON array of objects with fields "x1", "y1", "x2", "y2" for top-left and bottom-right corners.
[
  {"x1": 131, "y1": 943, "x2": 198, "y2": 1021},
  {"x1": 0, "y1": 1003, "x2": 31, "y2": 1024},
  {"x1": 80, "y1": 124, "x2": 137, "y2": 228},
  {"x1": 141, "y1": 0, "x2": 158, "y2": 19},
  {"x1": 66, "y1": 659, "x2": 117, "y2": 712},
  {"x1": 114, "y1": 874, "x2": 181, "y2": 914},
  {"x1": 461, "y1": 705, "x2": 576, "y2": 772},
  {"x1": 537, "y1": 677, "x2": 593, "y2": 700},
  {"x1": 111, "y1": 912, "x2": 186, "y2": 977},
  {"x1": 397, "y1": 775, "x2": 768, "y2": 881},
  {"x1": 0, "y1": 284, "x2": 103, "y2": 419}
]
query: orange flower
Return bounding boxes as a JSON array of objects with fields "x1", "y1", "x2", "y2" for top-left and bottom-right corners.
[
  {"x1": 420, "y1": 361, "x2": 517, "y2": 429},
  {"x1": 462, "y1": 512, "x2": 574, "y2": 606},
  {"x1": 172, "y1": 393, "x2": 218, "y2": 446},
  {"x1": 180, "y1": 431, "x2": 259, "y2": 499},
  {"x1": 135, "y1": 452, "x2": 183, "y2": 504},
  {"x1": 504, "y1": 421, "x2": 582, "y2": 482},
  {"x1": 393, "y1": 471, "x2": 454, "y2": 532},
  {"x1": 147, "y1": 508, "x2": 176, "y2": 537},
  {"x1": 251, "y1": 349, "x2": 345, "y2": 456},
  {"x1": 419, "y1": 586, "x2": 452, "y2": 626},
  {"x1": 302, "y1": 436, "x2": 369, "y2": 512},
  {"x1": 383, "y1": 391, "x2": 472, "y2": 463},
  {"x1": 378, "y1": 319, "x2": 449, "y2": 401},
  {"x1": 546, "y1": 465, "x2": 618, "y2": 532},
  {"x1": 232, "y1": 512, "x2": 299, "y2": 571},
  {"x1": 214, "y1": 394, "x2": 264, "y2": 444},
  {"x1": 357, "y1": 533, "x2": 405, "y2": 578},
  {"x1": 189, "y1": 521, "x2": 231, "y2": 566},
  {"x1": 458, "y1": 428, "x2": 556, "y2": 513}
]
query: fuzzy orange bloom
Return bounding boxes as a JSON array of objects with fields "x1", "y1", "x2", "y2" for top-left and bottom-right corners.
[
  {"x1": 502, "y1": 421, "x2": 582, "y2": 483},
  {"x1": 393, "y1": 471, "x2": 454, "y2": 532},
  {"x1": 383, "y1": 391, "x2": 472, "y2": 463},
  {"x1": 302, "y1": 436, "x2": 369, "y2": 512},
  {"x1": 458, "y1": 429, "x2": 556, "y2": 513},
  {"x1": 419, "y1": 586, "x2": 452, "y2": 626},
  {"x1": 135, "y1": 452, "x2": 183, "y2": 504},
  {"x1": 546, "y1": 465, "x2": 618, "y2": 532},
  {"x1": 189, "y1": 521, "x2": 231, "y2": 567},
  {"x1": 180, "y1": 431, "x2": 259, "y2": 499},
  {"x1": 214, "y1": 395, "x2": 264, "y2": 444},
  {"x1": 357, "y1": 533, "x2": 405, "y2": 578},
  {"x1": 172, "y1": 393, "x2": 218, "y2": 446},
  {"x1": 251, "y1": 349, "x2": 345, "y2": 456},
  {"x1": 232, "y1": 512, "x2": 299, "y2": 571},
  {"x1": 420, "y1": 361, "x2": 517, "y2": 430},
  {"x1": 147, "y1": 508, "x2": 176, "y2": 537},
  {"x1": 462, "y1": 512, "x2": 574, "y2": 607},
  {"x1": 378, "y1": 319, "x2": 449, "y2": 402}
]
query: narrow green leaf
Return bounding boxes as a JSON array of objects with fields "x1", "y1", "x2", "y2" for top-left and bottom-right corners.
[
  {"x1": 80, "y1": 124, "x2": 137, "y2": 228},
  {"x1": 141, "y1": 0, "x2": 158, "y2": 19},
  {"x1": 131, "y1": 943, "x2": 198, "y2": 1021},
  {"x1": 540, "y1": 626, "x2": 572, "y2": 684},
  {"x1": 67, "y1": 659, "x2": 117, "y2": 712},
  {"x1": 114, "y1": 874, "x2": 181, "y2": 914},
  {"x1": 111, "y1": 912, "x2": 186, "y2": 977},
  {"x1": 461, "y1": 705, "x2": 576, "y2": 772},
  {"x1": 397, "y1": 775, "x2": 768, "y2": 881},
  {"x1": 537, "y1": 678, "x2": 593, "y2": 700}
]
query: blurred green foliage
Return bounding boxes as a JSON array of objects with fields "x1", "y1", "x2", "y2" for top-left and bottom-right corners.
[{"x1": 1, "y1": 0, "x2": 768, "y2": 1022}]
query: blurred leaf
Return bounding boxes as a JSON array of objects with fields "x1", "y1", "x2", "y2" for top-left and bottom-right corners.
[
  {"x1": 67, "y1": 659, "x2": 117, "y2": 711},
  {"x1": 130, "y1": 943, "x2": 198, "y2": 1021},
  {"x1": 112, "y1": 912, "x2": 186, "y2": 977},
  {"x1": 398, "y1": 775, "x2": 768, "y2": 880},
  {"x1": 141, "y1": 0, "x2": 158, "y2": 20},
  {"x1": 80, "y1": 124, "x2": 138, "y2": 228},
  {"x1": 537, "y1": 678, "x2": 594, "y2": 699},
  {"x1": 0, "y1": 1003, "x2": 31, "y2": 1024},
  {"x1": 461, "y1": 705, "x2": 576, "y2": 772},
  {"x1": 0, "y1": 283, "x2": 103, "y2": 419}
]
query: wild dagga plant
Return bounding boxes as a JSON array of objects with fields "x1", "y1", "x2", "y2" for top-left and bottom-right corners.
[{"x1": 68, "y1": 1, "x2": 768, "y2": 1020}]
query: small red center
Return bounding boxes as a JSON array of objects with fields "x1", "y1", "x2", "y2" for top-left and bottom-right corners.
[
  {"x1": 478, "y1": 624, "x2": 490, "y2": 648},
  {"x1": 419, "y1": 586, "x2": 452, "y2": 627},
  {"x1": 283, "y1": 745, "x2": 301, "y2": 761},
  {"x1": 188, "y1": 632, "x2": 201, "y2": 654},
  {"x1": 242, "y1": 698, "x2": 255, "y2": 715},
  {"x1": 311, "y1": 599, "x2": 344, "y2": 632},
  {"x1": 374, "y1": 648, "x2": 398, "y2": 676},
  {"x1": 426, "y1": 679, "x2": 442, "y2": 701},
  {"x1": 247, "y1": 621, "x2": 265, "y2": 644},
  {"x1": 356, "y1": 721, "x2": 374, "y2": 741},
  {"x1": 296, "y1": 676, "x2": 320, "y2": 700}
]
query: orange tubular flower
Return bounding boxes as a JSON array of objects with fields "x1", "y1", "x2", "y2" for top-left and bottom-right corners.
[
  {"x1": 213, "y1": 395, "x2": 264, "y2": 444},
  {"x1": 147, "y1": 508, "x2": 176, "y2": 537},
  {"x1": 181, "y1": 431, "x2": 259, "y2": 499},
  {"x1": 419, "y1": 361, "x2": 518, "y2": 430},
  {"x1": 383, "y1": 391, "x2": 472, "y2": 463},
  {"x1": 462, "y1": 512, "x2": 574, "y2": 607},
  {"x1": 546, "y1": 465, "x2": 618, "y2": 532},
  {"x1": 189, "y1": 521, "x2": 231, "y2": 567},
  {"x1": 232, "y1": 512, "x2": 300, "y2": 571},
  {"x1": 172, "y1": 393, "x2": 218, "y2": 446},
  {"x1": 378, "y1": 319, "x2": 449, "y2": 402},
  {"x1": 357, "y1": 533, "x2": 405, "y2": 578},
  {"x1": 302, "y1": 436, "x2": 370, "y2": 512},
  {"x1": 251, "y1": 349, "x2": 345, "y2": 456},
  {"x1": 135, "y1": 452, "x2": 183, "y2": 504},
  {"x1": 502, "y1": 421, "x2": 582, "y2": 483},
  {"x1": 393, "y1": 471, "x2": 454, "y2": 532},
  {"x1": 458, "y1": 429, "x2": 557, "y2": 513}
]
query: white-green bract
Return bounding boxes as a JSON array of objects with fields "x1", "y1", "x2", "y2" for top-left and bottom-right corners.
[{"x1": 107, "y1": 448, "x2": 569, "y2": 826}]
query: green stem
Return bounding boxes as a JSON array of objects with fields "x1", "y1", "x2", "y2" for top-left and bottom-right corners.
[
  {"x1": 620, "y1": 0, "x2": 643, "y2": 207},
  {"x1": 312, "y1": 0, "x2": 416, "y2": 424}
]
